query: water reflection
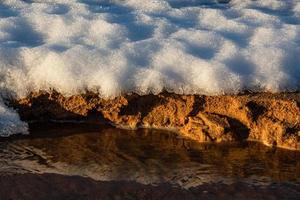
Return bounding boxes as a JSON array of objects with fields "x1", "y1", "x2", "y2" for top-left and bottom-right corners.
[{"x1": 0, "y1": 123, "x2": 299, "y2": 188}]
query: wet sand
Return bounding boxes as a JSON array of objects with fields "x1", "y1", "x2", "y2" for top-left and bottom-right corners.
[{"x1": 1, "y1": 173, "x2": 299, "y2": 200}]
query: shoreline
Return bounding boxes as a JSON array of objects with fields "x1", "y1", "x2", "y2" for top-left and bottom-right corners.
[
  {"x1": 9, "y1": 91, "x2": 300, "y2": 151},
  {"x1": 1, "y1": 173, "x2": 299, "y2": 200}
]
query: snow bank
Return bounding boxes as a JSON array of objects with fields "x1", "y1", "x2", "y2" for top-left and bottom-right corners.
[{"x1": 0, "y1": 0, "x2": 299, "y2": 135}]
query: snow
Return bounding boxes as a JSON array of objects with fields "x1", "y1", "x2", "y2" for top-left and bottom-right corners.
[{"x1": 0, "y1": 0, "x2": 299, "y2": 135}]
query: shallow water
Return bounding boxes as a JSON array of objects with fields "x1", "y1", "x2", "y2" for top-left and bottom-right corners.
[{"x1": 0, "y1": 123, "x2": 299, "y2": 199}]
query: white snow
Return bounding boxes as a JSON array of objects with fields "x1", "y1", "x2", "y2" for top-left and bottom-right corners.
[
  {"x1": 0, "y1": 0, "x2": 299, "y2": 135},
  {"x1": 0, "y1": 98, "x2": 28, "y2": 136}
]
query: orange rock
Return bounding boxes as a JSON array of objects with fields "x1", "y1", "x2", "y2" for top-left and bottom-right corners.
[{"x1": 11, "y1": 91, "x2": 300, "y2": 150}]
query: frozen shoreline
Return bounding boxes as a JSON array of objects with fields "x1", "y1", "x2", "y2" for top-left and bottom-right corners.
[
  {"x1": 7, "y1": 91, "x2": 300, "y2": 150},
  {"x1": 0, "y1": 0, "x2": 300, "y2": 138}
]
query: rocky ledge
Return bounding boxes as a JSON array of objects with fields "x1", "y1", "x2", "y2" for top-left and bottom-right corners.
[{"x1": 10, "y1": 91, "x2": 300, "y2": 150}]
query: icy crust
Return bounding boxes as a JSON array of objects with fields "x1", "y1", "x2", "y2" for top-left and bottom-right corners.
[{"x1": 0, "y1": 0, "x2": 300, "y2": 136}]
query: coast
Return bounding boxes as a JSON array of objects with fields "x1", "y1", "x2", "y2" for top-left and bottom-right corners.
[{"x1": 11, "y1": 91, "x2": 300, "y2": 151}]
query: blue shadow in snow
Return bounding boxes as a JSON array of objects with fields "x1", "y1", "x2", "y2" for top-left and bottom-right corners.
[
  {"x1": 78, "y1": 0, "x2": 153, "y2": 42},
  {"x1": 0, "y1": 4, "x2": 18, "y2": 18},
  {"x1": 46, "y1": 4, "x2": 70, "y2": 15},
  {"x1": 185, "y1": 44, "x2": 216, "y2": 60},
  {"x1": 249, "y1": 5, "x2": 300, "y2": 25},
  {"x1": 48, "y1": 45, "x2": 69, "y2": 52},
  {"x1": 176, "y1": 38, "x2": 216, "y2": 60},
  {"x1": 78, "y1": 0, "x2": 131, "y2": 14},
  {"x1": 168, "y1": 0, "x2": 230, "y2": 9},
  {"x1": 2, "y1": 20, "x2": 44, "y2": 48},
  {"x1": 107, "y1": 13, "x2": 154, "y2": 42},
  {"x1": 225, "y1": 56, "x2": 255, "y2": 77},
  {"x1": 219, "y1": 31, "x2": 251, "y2": 48},
  {"x1": 125, "y1": 42, "x2": 161, "y2": 68}
]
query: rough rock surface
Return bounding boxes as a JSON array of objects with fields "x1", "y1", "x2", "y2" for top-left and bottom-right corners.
[{"x1": 10, "y1": 91, "x2": 300, "y2": 150}]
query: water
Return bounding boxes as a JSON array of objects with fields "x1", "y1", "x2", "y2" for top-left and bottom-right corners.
[{"x1": 0, "y1": 123, "x2": 299, "y2": 199}]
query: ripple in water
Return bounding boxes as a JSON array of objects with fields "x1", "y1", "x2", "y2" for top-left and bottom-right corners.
[{"x1": 0, "y1": 123, "x2": 299, "y2": 199}]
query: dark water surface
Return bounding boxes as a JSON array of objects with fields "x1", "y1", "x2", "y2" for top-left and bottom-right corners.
[{"x1": 0, "y1": 123, "x2": 299, "y2": 199}]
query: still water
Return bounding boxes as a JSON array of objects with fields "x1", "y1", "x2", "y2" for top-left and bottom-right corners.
[{"x1": 0, "y1": 123, "x2": 299, "y2": 199}]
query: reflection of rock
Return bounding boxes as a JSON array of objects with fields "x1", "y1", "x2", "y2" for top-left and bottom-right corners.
[
  {"x1": 11, "y1": 91, "x2": 300, "y2": 150},
  {"x1": 2, "y1": 125, "x2": 300, "y2": 188}
]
